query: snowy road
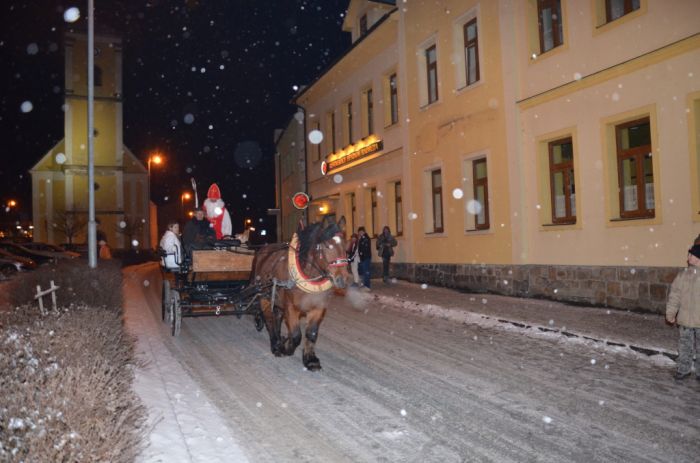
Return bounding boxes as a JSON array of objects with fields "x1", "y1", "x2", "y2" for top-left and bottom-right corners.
[{"x1": 125, "y1": 263, "x2": 699, "y2": 462}]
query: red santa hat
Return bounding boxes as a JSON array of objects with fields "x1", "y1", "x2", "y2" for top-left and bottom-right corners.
[{"x1": 207, "y1": 183, "x2": 222, "y2": 200}]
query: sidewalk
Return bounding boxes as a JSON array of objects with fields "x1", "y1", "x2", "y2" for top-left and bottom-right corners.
[{"x1": 368, "y1": 278, "x2": 678, "y2": 360}]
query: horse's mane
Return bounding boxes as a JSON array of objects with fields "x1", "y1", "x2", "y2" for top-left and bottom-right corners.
[{"x1": 297, "y1": 220, "x2": 341, "y2": 268}]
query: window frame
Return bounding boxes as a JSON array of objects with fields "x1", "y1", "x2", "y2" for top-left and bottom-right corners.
[
  {"x1": 472, "y1": 158, "x2": 490, "y2": 230},
  {"x1": 548, "y1": 137, "x2": 576, "y2": 224},
  {"x1": 426, "y1": 45, "x2": 439, "y2": 104},
  {"x1": 360, "y1": 14, "x2": 368, "y2": 36},
  {"x1": 346, "y1": 101, "x2": 353, "y2": 145},
  {"x1": 394, "y1": 181, "x2": 403, "y2": 236},
  {"x1": 350, "y1": 192, "x2": 357, "y2": 233},
  {"x1": 312, "y1": 121, "x2": 321, "y2": 161},
  {"x1": 366, "y1": 88, "x2": 374, "y2": 135},
  {"x1": 537, "y1": 0, "x2": 563, "y2": 54},
  {"x1": 615, "y1": 117, "x2": 654, "y2": 219},
  {"x1": 389, "y1": 73, "x2": 399, "y2": 125},
  {"x1": 431, "y1": 169, "x2": 444, "y2": 233},
  {"x1": 463, "y1": 18, "x2": 480, "y2": 86},
  {"x1": 329, "y1": 111, "x2": 337, "y2": 153},
  {"x1": 606, "y1": 0, "x2": 640, "y2": 23}
]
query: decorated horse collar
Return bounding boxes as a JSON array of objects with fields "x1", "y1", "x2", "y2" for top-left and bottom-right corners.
[{"x1": 287, "y1": 233, "x2": 334, "y2": 294}]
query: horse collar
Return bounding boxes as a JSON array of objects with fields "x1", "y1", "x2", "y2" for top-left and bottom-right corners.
[{"x1": 287, "y1": 233, "x2": 333, "y2": 294}]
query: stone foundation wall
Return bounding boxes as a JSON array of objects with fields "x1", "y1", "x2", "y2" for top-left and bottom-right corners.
[{"x1": 375, "y1": 262, "x2": 682, "y2": 314}]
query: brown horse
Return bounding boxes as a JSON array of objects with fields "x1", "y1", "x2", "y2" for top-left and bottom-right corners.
[{"x1": 250, "y1": 216, "x2": 349, "y2": 370}]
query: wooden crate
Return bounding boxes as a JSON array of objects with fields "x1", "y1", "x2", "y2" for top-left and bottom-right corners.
[{"x1": 192, "y1": 249, "x2": 254, "y2": 273}]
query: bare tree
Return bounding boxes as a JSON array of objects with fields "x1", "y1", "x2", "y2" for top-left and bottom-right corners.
[
  {"x1": 53, "y1": 211, "x2": 87, "y2": 246},
  {"x1": 115, "y1": 216, "x2": 144, "y2": 249}
]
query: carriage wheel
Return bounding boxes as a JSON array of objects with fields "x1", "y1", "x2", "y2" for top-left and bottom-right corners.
[
  {"x1": 171, "y1": 291, "x2": 182, "y2": 337},
  {"x1": 162, "y1": 279, "x2": 171, "y2": 321},
  {"x1": 165, "y1": 289, "x2": 177, "y2": 324}
]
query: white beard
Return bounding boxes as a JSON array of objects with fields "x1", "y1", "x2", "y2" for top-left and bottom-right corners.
[{"x1": 203, "y1": 198, "x2": 224, "y2": 218}]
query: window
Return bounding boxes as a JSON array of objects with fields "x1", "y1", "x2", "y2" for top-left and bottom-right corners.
[
  {"x1": 366, "y1": 88, "x2": 374, "y2": 135},
  {"x1": 394, "y1": 181, "x2": 403, "y2": 236},
  {"x1": 360, "y1": 14, "x2": 368, "y2": 36},
  {"x1": 345, "y1": 101, "x2": 353, "y2": 145},
  {"x1": 426, "y1": 45, "x2": 439, "y2": 104},
  {"x1": 606, "y1": 0, "x2": 640, "y2": 23},
  {"x1": 328, "y1": 111, "x2": 336, "y2": 153},
  {"x1": 548, "y1": 138, "x2": 576, "y2": 224},
  {"x1": 370, "y1": 187, "x2": 378, "y2": 236},
  {"x1": 472, "y1": 159, "x2": 490, "y2": 229},
  {"x1": 350, "y1": 193, "x2": 356, "y2": 233},
  {"x1": 431, "y1": 170, "x2": 444, "y2": 233},
  {"x1": 463, "y1": 18, "x2": 480, "y2": 86},
  {"x1": 94, "y1": 66, "x2": 103, "y2": 86},
  {"x1": 389, "y1": 74, "x2": 399, "y2": 125},
  {"x1": 313, "y1": 122, "x2": 321, "y2": 161},
  {"x1": 616, "y1": 118, "x2": 653, "y2": 218},
  {"x1": 538, "y1": 0, "x2": 563, "y2": 53}
]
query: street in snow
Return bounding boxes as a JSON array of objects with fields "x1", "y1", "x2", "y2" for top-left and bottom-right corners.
[{"x1": 125, "y1": 263, "x2": 700, "y2": 463}]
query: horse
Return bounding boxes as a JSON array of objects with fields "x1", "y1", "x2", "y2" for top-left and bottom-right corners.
[{"x1": 250, "y1": 216, "x2": 349, "y2": 370}]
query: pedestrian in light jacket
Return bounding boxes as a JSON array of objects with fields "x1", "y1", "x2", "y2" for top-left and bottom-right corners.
[
  {"x1": 665, "y1": 238, "x2": 700, "y2": 381},
  {"x1": 357, "y1": 227, "x2": 372, "y2": 289},
  {"x1": 376, "y1": 226, "x2": 397, "y2": 284}
]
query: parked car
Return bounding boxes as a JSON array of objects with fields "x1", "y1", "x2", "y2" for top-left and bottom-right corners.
[
  {"x1": 0, "y1": 255, "x2": 35, "y2": 278},
  {"x1": 0, "y1": 248, "x2": 38, "y2": 270},
  {"x1": 22, "y1": 242, "x2": 80, "y2": 259},
  {"x1": 0, "y1": 242, "x2": 55, "y2": 265}
]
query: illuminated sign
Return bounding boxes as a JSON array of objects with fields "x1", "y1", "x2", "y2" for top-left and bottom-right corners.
[
  {"x1": 324, "y1": 139, "x2": 384, "y2": 174},
  {"x1": 292, "y1": 192, "x2": 309, "y2": 209}
]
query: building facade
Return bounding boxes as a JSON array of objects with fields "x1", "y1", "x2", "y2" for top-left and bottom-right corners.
[
  {"x1": 285, "y1": 0, "x2": 700, "y2": 312},
  {"x1": 30, "y1": 31, "x2": 150, "y2": 249},
  {"x1": 274, "y1": 113, "x2": 307, "y2": 242}
]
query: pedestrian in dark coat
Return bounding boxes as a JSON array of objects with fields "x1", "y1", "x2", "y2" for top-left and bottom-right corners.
[
  {"x1": 376, "y1": 226, "x2": 397, "y2": 283},
  {"x1": 182, "y1": 210, "x2": 215, "y2": 254},
  {"x1": 357, "y1": 226, "x2": 372, "y2": 289}
]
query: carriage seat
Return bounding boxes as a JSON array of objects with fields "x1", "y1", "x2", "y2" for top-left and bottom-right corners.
[
  {"x1": 157, "y1": 246, "x2": 183, "y2": 272},
  {"x1": 212, "y1": 238, "x2": 242, "y2": 249}
]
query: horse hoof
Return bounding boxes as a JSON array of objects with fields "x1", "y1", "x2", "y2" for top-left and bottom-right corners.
[{"x1": 303, "y1": 355, "x2": 322, "y2": 371}]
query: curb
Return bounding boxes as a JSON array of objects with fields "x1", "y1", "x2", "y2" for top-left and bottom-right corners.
[{"x1": 372, "y1": 291, "x2": 678, "y2": 362}]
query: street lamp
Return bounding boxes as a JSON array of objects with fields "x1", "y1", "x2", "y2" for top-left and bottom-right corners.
[
  {"x1": 181, "y1": 192, "x2": 192, "y2": 220},
  {"x1": 8, "y1": 200, "x2": 17, "y2": 208},
  {"x1": 147, "y1": 153, "x2": 163, "y2": 177}
]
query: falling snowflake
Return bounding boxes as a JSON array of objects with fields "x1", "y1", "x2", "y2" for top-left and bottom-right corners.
[
  {"x1": 333, "y1": 174, "x2": 343, "y2": 184},
  {"x1": 543, "y1": 416, "x2": 553, "y2": 424},
  {"x1": 63, "y1": 7, "x2": 80, "y2": 23},
  {"x1": 20, "y1": 101, "x2": 33, "y2": 113},
  {"x1": 452, "y1": 188, "x2": 463, "y2": 199},
  {"x1": 308, "y1": 129, "x2": 323, "y2": 144}
]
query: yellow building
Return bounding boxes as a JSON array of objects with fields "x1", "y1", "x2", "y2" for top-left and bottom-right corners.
[
  {"x1": 291, "y1": 0, "x2": 700, "y2": 312},
  {"x1": 296, "y1": 0, "x2": 407, "y2": 261},
  {"x1": 30, "y1": 31, "x2": 150, "y2": 249}
]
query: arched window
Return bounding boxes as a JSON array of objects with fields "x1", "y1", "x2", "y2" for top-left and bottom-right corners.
[{"x1": 94, "y1": 66, "x2": 103, "y2": 87}]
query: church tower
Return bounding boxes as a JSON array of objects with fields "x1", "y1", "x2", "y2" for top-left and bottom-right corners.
[{"x1": 30, "y1": 31, "x2": 150, "y2": 249}]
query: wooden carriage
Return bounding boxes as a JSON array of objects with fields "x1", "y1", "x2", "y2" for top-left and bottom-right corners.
[{"x1": 160, "y1": 244, "x2": 267, "y2": 336}]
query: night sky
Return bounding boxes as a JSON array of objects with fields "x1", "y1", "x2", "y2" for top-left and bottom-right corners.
[{"x1": 0, "y1": 0, "x2": 350, "y2": 232}]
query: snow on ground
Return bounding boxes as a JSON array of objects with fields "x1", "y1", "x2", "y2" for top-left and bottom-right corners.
[
  {"x1": 123, "y1": 264, "x2": 249, "y2": 463},
  {"x1": 123, "y1": 263, "x2": 700, "y2": 462}
]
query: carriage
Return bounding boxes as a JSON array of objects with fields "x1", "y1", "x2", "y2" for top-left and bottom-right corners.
[
  {"x1": 159, "y1": 215, "x2": 350, "y2": 370},
  {"x1": 159, "y1": 240, "x2": 269, "y2": 336}
]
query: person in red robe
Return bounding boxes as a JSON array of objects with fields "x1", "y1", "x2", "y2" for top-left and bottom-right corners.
[{"x1": 202, "y1": 183, "x2": 232, "y2": 239}]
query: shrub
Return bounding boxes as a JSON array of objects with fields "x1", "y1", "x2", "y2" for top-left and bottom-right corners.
[
  {"x1": 0, "y1": 262, "x2": 146, "y2": 461},
  {"x1": 3, "y1": 259, "x2": 123, "y2": 310}
]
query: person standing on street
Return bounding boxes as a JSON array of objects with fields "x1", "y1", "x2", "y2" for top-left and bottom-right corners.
[
  {"x1": 376, "y1": 226, "x2": 397, "y2": 284},
  {"x1": 357, "y1": 226, "x2": 372, "y2": 290},
  {"x1": 346, "y1": 232, "x2": 360, "y2": 287},
  {"x1": 665, "y1": 238, "x2": 700, "y2": 381}
]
